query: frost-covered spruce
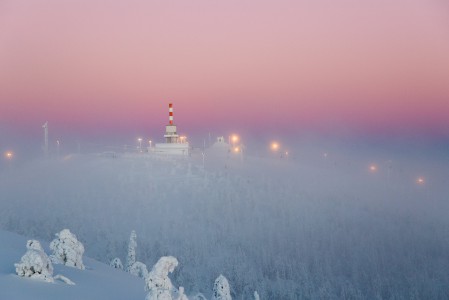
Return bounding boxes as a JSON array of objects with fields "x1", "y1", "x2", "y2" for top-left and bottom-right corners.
[
  {"x1": 212, "y1": 275, "x2": 231, "y2": 300},
  {"x1": 15, "y1": 240, "x2": 54, "y2": 282},
  {"x1": 126, "y1": 230, "x2": 137, "y2": 272},
  {"x1": 254, "y1": 291, "x2": 260, "y2": 300},
  {"x1": 110, "y1": 257, "x2": 123, "y2": 270},
  {"x1": 125, "y1": 230, "x2": 148, "y2": 278},
  {"x1": 145, "y1": 256, "x2": 179, "y2": 300},
  {"x1": 50, "y1": 229, "x2": 85, "y2": 269}
]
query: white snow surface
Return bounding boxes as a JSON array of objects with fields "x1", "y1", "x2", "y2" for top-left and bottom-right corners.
[{"x1": 0, "y1": 229, "x2": 146, "y2": 299}]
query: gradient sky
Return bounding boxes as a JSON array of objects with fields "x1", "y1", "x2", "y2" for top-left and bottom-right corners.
[{"x1": 1, "y1": 0, "x2": 449, "y2": 142}]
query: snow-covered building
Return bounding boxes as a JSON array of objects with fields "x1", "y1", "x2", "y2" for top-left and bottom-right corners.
[{"x1": 154, "y1": 103, "x2": 190, "y2": 156}]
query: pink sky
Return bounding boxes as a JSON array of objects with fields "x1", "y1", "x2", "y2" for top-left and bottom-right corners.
[{"x1": 1, "y1": 0, "x2": 449, "y2": 139}]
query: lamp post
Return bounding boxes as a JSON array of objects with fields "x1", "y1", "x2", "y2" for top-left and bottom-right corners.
[
  {"x1": 5, "y1": 151, "x2": 13, "y2": 160},
  {"x1": 270, "y1": 142, "x2": 281, "y2": 159},
  {"x1": 231, "y1": 134, "x2": 239, "y2": 147},
  {"x1": 235, "y1": 145, "x2": 244, "y2": 161},
  {"x1": 138, "y1": 138, "x2": 142, "y2": 152},
  {"x1": 416, "y1": 177, "x2": 425, "y2": 185},
  {"x1": 5, "y1": 151, "x2": 13, "y2": 169}
]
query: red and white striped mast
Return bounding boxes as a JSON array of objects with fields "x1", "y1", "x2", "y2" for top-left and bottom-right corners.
[
  {"x1": 164, "y1": 103, "x2": 178, "y2": 143},
  {"x1": 169, "y1": 103, "x2": 174, "y2": 125}
]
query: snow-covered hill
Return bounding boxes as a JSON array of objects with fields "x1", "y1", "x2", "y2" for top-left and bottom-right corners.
[{"x1": 0, "y1": 229, "x2": 146, "y2": 300}]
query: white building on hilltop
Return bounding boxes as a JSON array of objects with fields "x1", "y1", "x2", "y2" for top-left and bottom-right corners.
[{"x1": 154, "y1": 103, "x2": 189, "y2": 155}]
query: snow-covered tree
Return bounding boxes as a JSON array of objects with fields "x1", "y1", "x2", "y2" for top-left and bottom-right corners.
[
  {"x1": 110, "y1": 257, "x2": 123, "y2": 270},
  {"x1": 50, "y1": 229, "x2": 85, "y2": 269},
  {"x1": 145, "y1": 256, "x2": 180, "y2": 300},
  {"x1": 125, "y1": 230, "x2": 148, "y2": 278},
  {"x1": 177, "y1": 287, "x2": 188, "y2": 300},
  {"x1": 15, "y1": 240, "x2": 54, "y2": 282},
  {"x1": 129, "y1": 261, "x2": 148, "y2": 278},
  {"x1": 126, "y1": 230, "x2": 137, "y2": 272},
  {"x1": 212, "y1": 275, "x2": 231, "y2": 300},
  {"x1": 254, "y1": 291, "x2": 260, "y2": 300},
  {"x1": 190, "y1": 294, "x2": 207, "y2": 300}
]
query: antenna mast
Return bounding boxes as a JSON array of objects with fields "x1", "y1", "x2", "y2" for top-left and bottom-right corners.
[{"x1": 42, "y1": 121, "x2": 48, "y2": 157}]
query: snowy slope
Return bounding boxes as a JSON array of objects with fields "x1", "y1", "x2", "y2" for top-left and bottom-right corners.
[{"x1": 0, "y1": 229, "x2": 146, "y2": 300}]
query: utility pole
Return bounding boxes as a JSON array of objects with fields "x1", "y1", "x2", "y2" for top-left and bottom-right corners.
[{"x1": 42, "y1": 121, "x2": 48, "y2": 158}]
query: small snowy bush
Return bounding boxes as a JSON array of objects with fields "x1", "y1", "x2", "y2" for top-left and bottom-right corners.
[
  {"x1": 177, "y1": 286, "x2": 188, "y2": 300},
  {"x1": 50, "y1": 229, "x2": 85, "y2": 269},
  {"x1": 253, "y1": 291, "x2": 260, "y2": 300},
  {"x1": 212, "y1": 275, "x2": 231, "y2": 300},
  {"x1": 129, "y1": 261, "x2": 148, "y2": 278},
  {"x1": 190, "y1": 294, "x2": 207, "y2": 300},
  {"x1": 110, "y1": 257, "x2": 123, "y2": 270},
  {"x1": 145, "y1": 256, "x2": 184, "y2": 300},
  {"x1": 15, "y1": 240, "x2": 54, "y2": 282}
]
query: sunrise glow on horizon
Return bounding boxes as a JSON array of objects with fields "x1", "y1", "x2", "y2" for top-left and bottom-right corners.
[{"x1": 1, "y1": 0, "x2": 448, "y2": 139}]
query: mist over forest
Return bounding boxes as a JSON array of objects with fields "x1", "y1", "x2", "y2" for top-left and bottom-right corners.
[{"x1": 1, "y1": 135, "x2": 449, "y2": 299}]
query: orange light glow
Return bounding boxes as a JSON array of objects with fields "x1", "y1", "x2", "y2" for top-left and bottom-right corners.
[
  {"x1": 416, "y1": 177, "x2": 425, "y2": 185},
  {"x1": 5, "y1": 151, "x2": 13, "y2": 159},
  {"x1": 271, "y1": 142, "x2": 280, "y2": 151},
  {"x1": 369, "y1": 164, "x2": 377, "y2": 172}
]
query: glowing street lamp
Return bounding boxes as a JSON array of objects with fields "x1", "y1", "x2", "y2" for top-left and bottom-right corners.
[
  {"x1": 137, "y1": 138, "x2": 142, "y2": 152},
  {"x1": 234, "y1": 146, "x2": 240, "y2": 153},
  {"x1": 416, "y1": 177, "x2": 425, "y2": 185},
  {"x1": 230, "y1": 134, "x2": 239, "y2": 147},
  {"x1": 4, "y1": 151, "x2": 13, "y2": 169},
  {"x1": 148, "y1": 140, "x2": 152, "y2": 149},
  {"x1": 5, "y1": 151, "x2": 13, "y2": 159},
  {"x1": 369, "y1": 164, "x2": 378, "y2": 172},
  {"x1": 270, "y1": 142, "x2": 280, "y2": 152},
  {"x1": 180, "y1": 136, "x2": 187, "y2": 143}
]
